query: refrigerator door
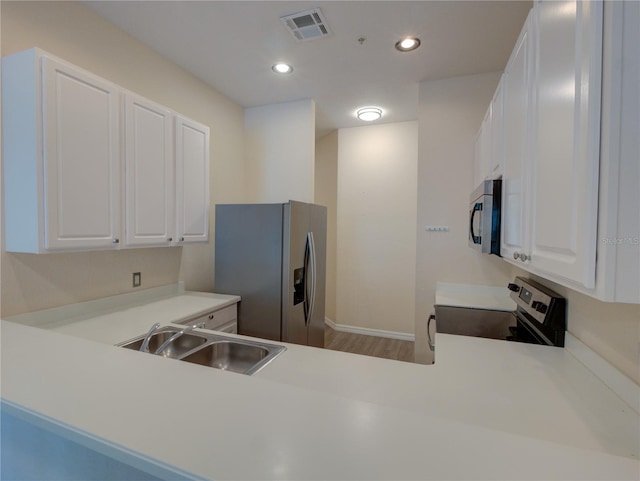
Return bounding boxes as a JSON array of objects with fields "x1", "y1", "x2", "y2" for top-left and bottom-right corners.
[
  {"x1": 282, "y1": 201, "x2": 310, "y2": 345},
  {"x1": 307, "y1": 203, "x2": 327, "y2": 348},
  {"x1": 214, "y1": 204, "x2": 284, "y2": 341}
]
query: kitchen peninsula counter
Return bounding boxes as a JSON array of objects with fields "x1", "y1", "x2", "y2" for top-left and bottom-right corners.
[{"x1": 2, "y1": 315, "x2": 639, "y2": 480}]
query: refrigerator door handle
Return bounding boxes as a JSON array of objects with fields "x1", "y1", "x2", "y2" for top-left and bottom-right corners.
[
  {"x1": 303, "y1": 235, "x2": 310, "y2": 324},
  {"x1": 307, "y1": 231, "x2": 317, "y2": 326}
]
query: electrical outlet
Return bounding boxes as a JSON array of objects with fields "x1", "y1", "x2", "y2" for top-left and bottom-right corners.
[{"x1": 132, "y1": 272, "x2": 141, "y2": 288}]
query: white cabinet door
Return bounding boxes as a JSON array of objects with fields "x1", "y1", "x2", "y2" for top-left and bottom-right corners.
[
  {"x1": 529, "y1": 0, "x2": 602, "y2": 288},
  {"x1": 473, "y1": 129, "x2": 483, "y2": 189},
  {"x1": 124, "y1": 94, "x2": 174, "y2": 247},
  {"x1": 42, "y1": 56, "x2": 121, "y2": 250},
  {"x1": 501, "y1": 12, "x2": 533, "y2": 262},
  {"x1": 175, "y1": 116, "x2": 210, "y2": 244},
  {"x1": 490, "y1": 77, "x2": 504, "y2": 177},
  {"x1": 595, "y1": 0, "x2": 640, "y2": 302},
  {"x1": 473, "y1": 107, "x2": 492, "y2": 188}
]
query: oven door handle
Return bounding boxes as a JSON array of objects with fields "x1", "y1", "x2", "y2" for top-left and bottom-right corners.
[
  {"x1": 469, "y1": 202, "x2": 482, "y2": 244},
  {"x1": 427, "y1": 313, "x2": 436, "y2": 351}
]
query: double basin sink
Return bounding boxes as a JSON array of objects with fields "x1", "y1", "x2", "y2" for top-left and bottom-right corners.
[{"x1": 118, "y1": 326, "x2": 286, "y2": 375}]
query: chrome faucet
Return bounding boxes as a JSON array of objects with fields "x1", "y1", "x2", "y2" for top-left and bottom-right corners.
[
  {"x1": 154, "y1": 322, "x2": 205, "y2": 356},
  {"x1": 139, "y1": 323, "x2": 161, "y2": 353}
]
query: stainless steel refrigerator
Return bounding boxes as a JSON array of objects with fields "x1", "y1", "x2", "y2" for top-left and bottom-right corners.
[{"x1": 214, "y1": 201, "x2": 327, "y2": 348}]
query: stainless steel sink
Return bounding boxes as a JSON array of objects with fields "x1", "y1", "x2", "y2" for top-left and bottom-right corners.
[
  {"x1": 120, "y1": 330, "x2": 207, "y2": 358},
  {"x1": 117, "y1": 327, "x2": 285, "y2": 375},
  {"x1": 181, "y1": 341, "x2": 271, "y2": 375}
]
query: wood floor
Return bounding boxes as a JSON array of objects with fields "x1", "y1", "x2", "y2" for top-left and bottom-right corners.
[{"x1": 324, "y1": 324, "x2": 414, "y2": 363}]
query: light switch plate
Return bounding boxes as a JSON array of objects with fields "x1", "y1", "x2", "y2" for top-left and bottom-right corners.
[{"x1": 133, "y1": 272, "x2": 141, "y2": 288}]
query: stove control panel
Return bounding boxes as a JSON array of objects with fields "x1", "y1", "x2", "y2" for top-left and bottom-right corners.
[{"x1": 508, "y1": 277, "x2": 566, "y2": 344}]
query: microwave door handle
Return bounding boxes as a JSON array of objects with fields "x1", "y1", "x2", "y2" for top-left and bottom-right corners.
[{"x1": 469, "y1": 202, "x2": 483, "y2": 244}]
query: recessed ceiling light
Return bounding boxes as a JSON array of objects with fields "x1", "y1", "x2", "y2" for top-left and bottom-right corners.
[
  {"x1": 356, "y1": 107, "x2": 383, "y2": 122},
  {"x1": 395, "y1": 37, "x2": 421, "y2": 52},
  {"x1": 272, "y1": 63, "x2": 293, "y2": 74}
]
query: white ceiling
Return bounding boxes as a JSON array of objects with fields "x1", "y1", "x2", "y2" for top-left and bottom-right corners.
[{"x1": 86, "y1": 1, "x2": 532, "y2": 137}]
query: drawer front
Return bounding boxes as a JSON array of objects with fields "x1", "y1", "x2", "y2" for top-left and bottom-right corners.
[
  {"x1": 217, "y1": 320, "x2": 238, "y2": 334},
  {"x1": 184, "y1": 304, "x2": 237, "y2": 330}
]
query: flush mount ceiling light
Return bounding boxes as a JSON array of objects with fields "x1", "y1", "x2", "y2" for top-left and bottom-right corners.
[
  {"x1": 356, "y1": 107, "x2": 383, "y2": 122},
  {"x1": 272, "y1": 63, "x2": 293, "y2": 74},
  {"x1": 395, "y1": 37, "x2": 421, "y2": 52}
]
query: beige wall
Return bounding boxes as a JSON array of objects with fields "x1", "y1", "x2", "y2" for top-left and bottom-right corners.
[
  {"x1": 336, "y1": 121, "x2": 418, "y2": 334},
  {"x1": 244, "y1": 99, "x2": 316, "y2": 204},
  {"x1": 314, "y1": 131, "x2": 338, "y2": 322},
  {"x1": 414, "y1": 73, "x2": 513, "y2": 362},
  {"x1": 521, "y1": 270, "x2": 640, "y2": 385},
  {"x1": 1, "y1": 1, "x2": 246, "y2": 317}
]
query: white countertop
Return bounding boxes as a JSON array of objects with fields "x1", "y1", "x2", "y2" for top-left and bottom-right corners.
[
  {"x1": 436, "y1": 282, "x2": 517, "y2": 311},
  {"x1": 49, "y1": 292, "x2": 239, "y2": 344},
  {"x1": 3, "y1": 284, "x2": 240, "y2": 345},
  {"x1": 2, "y1": 289, "x2": 639, "y2": 480},
  {"x1": 259, "y1": 334, "x2": 640, "y2": 460},
  {"x1": 2, "y1": 321, "x2": 639, "y2": 480}
]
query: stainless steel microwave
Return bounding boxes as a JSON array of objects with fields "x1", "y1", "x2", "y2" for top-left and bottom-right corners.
[{"x1": 469, "y1": 179, "x2": 501, "y2": 255}]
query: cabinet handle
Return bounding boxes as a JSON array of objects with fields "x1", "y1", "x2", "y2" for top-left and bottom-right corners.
[
  {"x1": 180, "y1": 237, "x2": 185, "y2": 242},
  {"x1": 112, "y1": 238, "x2": 119, "y2": 244},
  {"x1": 167, "y1": 237, "x2": 173, "y2": 242},
  {"x1": 513, "y1": 252, "x2": 520, "y2": 260},
  {"x1": 208, "y1": 314, "x2": 214, "y2": 320},
  {"x1": 520, "y1": 254, "x2": 531, "y2": 262}
]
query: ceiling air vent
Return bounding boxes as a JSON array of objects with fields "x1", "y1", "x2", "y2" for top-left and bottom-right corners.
[{"x1": 280, "y1": 8, "x2": 332, "y2": 42}]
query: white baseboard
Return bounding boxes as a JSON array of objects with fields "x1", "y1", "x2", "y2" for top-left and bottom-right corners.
[
  {"x1": 324, "y1": 318, "x2": 415, "y2": 342},
  {"x1": 565, "y1": 333, "x2": 640, "y2": 415}
]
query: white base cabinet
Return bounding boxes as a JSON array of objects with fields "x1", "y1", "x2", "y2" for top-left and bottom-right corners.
[
  {"x1": 2, "y1": 48, "x2": 210, "y2": 253},
  {"x1": 175, "y1": 304, "x2": 237, "y2": 333}
]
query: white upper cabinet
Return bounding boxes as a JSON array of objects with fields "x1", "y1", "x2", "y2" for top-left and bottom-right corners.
[
  {"x1": 595, "y1": 0, "x2": 640, "y2": 303},
  {"x1": 495, "y1": 0, "x2": 638, "y2": 302},
  {"x1": 175, "y1": 116, "x2": 210, "y2": 244},
  {"x1": 501, "y1": 11, "x2": 533, "y2": 262},
  {"x1": 473, "y1": 77, "x2": 504, "y2": 187},
  {"x1": 489, "y1": 77, "x2": 504, "y2": 178},
  {"x1": 472, "y1": 126, "x2": 484, "y2": 188},
  {"x1": 124, "y1": 93, "x2": 175, "y2": 247},
  {"x1": 529, "y1": 0, "x2": 602, "y2": 288},
  {"x1": 473, "y1": 106, "x2": 492, "y2": 188},
  {"x1": 3, "y1": 48, "x2": 211, "y2": 253},
  {"x1": 3, "y1": 50, "x2": 121, "y2": 253}
]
